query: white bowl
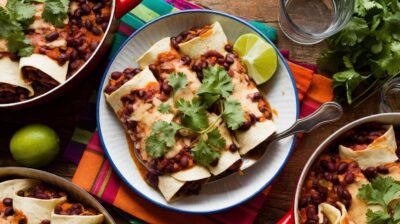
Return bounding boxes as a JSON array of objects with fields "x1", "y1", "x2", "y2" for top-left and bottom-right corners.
[{"x1": 97, "y1": 9, "x2": 299, "y2": 213}]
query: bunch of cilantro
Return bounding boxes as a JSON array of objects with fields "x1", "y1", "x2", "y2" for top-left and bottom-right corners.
[
  {"x1": 145, "y1": 66, "x2": 246, "y2": 167},
  {"x1": 357, "y1": 176, "x2": 400, "y2": 224},
  {"x1": 317, "y1": 0, "x2": 400, "y2": 105},
  {"x1": 0, "y1": 0, "x2": 69, "y2": 56}
]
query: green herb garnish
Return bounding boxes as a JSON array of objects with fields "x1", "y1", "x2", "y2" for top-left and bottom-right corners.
[
  {"x1": 42, "y1": 0, "x2": 69, "y2": 28},
  {"x1": 158, "y1": 103, "x2": 171, "y2": 114},
  {"x1": 191, "y1": 128, "x2": 226, "y2": 167},
  {"x1": 145, "y1": 121, "x2": 182, "y2": 158},
  {"x1": 167, "y1": 72, "x2": 188, "y2": 93},
  {"x1": 357, "y1": 176, "x2": 400, "y2": 224},
  {"x1": 318, "y1": 0, "x2": 400, "y2": 105},
  {"x1": 197, "y1": 66, "x2": 234, "y2": 103},
  {"x1": 222, "y1": 98, "x2": 246, "y2": 130},
  {"x1": 175, "y1": 98, "x2": 209, "y2": 131}
]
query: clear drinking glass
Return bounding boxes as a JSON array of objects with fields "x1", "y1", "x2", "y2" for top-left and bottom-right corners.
[
  {"x1": 380, "y1": 77, "x2": 400, "y2": 113},
  {"x1": 278, "y1": 0, "x2": 355, "y2": 45}
]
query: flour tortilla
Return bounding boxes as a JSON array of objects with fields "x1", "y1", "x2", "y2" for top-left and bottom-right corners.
[
  {"x1": 158, "y1": 175, "x2": 185, "y2": 202},
  {"x1": 0, "y1": 179, "x2": 40, "y2": 200},
  {"x1": 171, "y1": 165, "x2": 211, "y2": 182},
  {"x1": 318, "y1": 202, "x2": 351, "y2": 224},
  {"x1": 51, "y1": 211, "x2": 104, "y2": 224},
  {"x1": 178, "y1": 22, "x2": 228, "y2": 59},
  {"x1": 236, "y1": 120, "x2": 276, "y2": 155},
  {"x1": 0, "y1": 57, "x2": 34, "y2": 96},
  {"x1": 136, "y1": 37, "x2": 172, "y2": 68},
  {"x1": 106, "y1": 66, "x2": 158, "y2": 112},
  {"x1": 339, "y1": 125, "x2": 398, "y2": 169},
  {"x1": 19, "y1": 54, "x2": 69, "y2": 84}
]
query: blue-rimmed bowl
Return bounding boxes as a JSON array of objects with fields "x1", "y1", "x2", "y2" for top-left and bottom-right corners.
[{"x1": 97, "y1": 10, "x2": 299, "y2": 213}]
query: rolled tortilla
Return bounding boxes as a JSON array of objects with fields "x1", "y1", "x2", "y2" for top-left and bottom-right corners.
[
  {"x1": 14, "y1": 193, "x2": 67, "y2": 224},
  {"x1": 171, "y1": 165, "x2": 211, "y2": 182},
  {"x1": 0, "y1": 57, "x2": 34, "y2": 96},
  {"x1": 19, "y1": 54, "x2": 69, "y2": 84},
  {"x1": 236, "y1": 120, "x2": 276, "y2": 155},
  {"x1": 136, "y1": 37, "x2": 173, "y2": 68},
  {"x1": 0, "y1": 179, "x2": 40, "y2": 200},
  {"x1": 51, "y1": 211, "x2": 104, "y2": 224},
  {"x1": 318, "y1": 202, "x2": 351, "y2": 224},
  {"x1": 339, "y1": 125, "x2": 398, "y2": 169},
  {"x1": 179, "y1": 22, "x2": 228, "y2": 59},
  {"x1": 158, "y1": 175, "x2": 185, "y2": 202}
]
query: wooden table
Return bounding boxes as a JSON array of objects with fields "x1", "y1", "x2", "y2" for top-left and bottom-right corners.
[{"x1": 0, "y1": 0, "x2": 380, "y2": 223}]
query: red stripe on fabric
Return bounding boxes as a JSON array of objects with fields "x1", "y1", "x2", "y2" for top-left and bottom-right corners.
[
  {"x1": 300, "y1": 98, "x2": 322, "y2": 118},
  {"x1": 100, "y1": 170, "x2": 121, "y2": 204},
  {"x1": 119, "y1": 22, "x2": 135, "y2": 36},
  {"x1": 244, "y1": 193, "x2": 268, "y2": 210},
  {"x1": 91, "y1": 160, "x2": 111, "y2": 195},
  {"x1": 210, "y1": 204, "x2": 258, "y2": 224},
  {"x1": 87, "y1": 131, "x2": 104, "y2": 154}
]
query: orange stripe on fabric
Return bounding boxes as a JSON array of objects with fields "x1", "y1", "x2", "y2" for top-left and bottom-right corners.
[
  {"x1": 287, "y1": 61, "x2": 314, "y2": 101},
  {"x1": 305, "y1": 74, "x2": 333, "y2": 103},
  {"x1": 113, "y1": 184, "x2": 214, "y2": 224},
  {"x1": 72, "y1": 150, "x2": 105, "y2": 192}
]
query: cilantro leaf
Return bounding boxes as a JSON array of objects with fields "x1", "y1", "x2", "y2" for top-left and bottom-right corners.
[
  {"x1": 42, "y1": 0, "x2": 69, "y2": 28},
  {"x1": 145, "y1": 121, "x2": 182, "y2": 158},
  {"x1": 197, "y1": 66, "x2": 234, "y2": 98},
  {"x1": 222, "y1": 98, "x2": 246, "y2": 130},
  {"x1": 191, "y1": 138, "x2": 220, "y2": 167},
  {"x1": 332, "y1": 69, "x2": 369, "y2": 104},
  {"x1": 327, "y1": 17, "x2": 369, "y2": 47},
  {"x1": 0, "y1": 8, "x2": 22, "y2": 39},
  {"x1": 167, "y1": 72, "x2": 188, "y2": 93},
  {"x1": 175, "y1": 98, "x2": 208, "y2": 131},
  {"x1": 206, "y1": 128, "x2": 226, "y2": 150},
  {"x1": 393, "y1": 204, "x2": 400, "y2": 222},
  {"x1": 358, "y1": 176, "x2": 400, "y2": 209},
  {"x1": 366, "y1": 209, "x2": 391, "y2": 224},
  {"x1": 158, "y1": 103, "x2": 171, "y2": 114},
  {"x1": 6, "y1": 0, "x2": 36, "y2": 27}
]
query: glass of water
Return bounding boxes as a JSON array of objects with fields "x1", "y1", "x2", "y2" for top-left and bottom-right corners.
[
  {"x1": 380, "y1": 77, "x2": 400, "y2": 113},
  {"x1": 278, "y1": 0, "x2": 355, "y2": 45}
]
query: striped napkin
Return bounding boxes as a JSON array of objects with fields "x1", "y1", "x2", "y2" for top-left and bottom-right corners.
[{"x1": 66, "y1": 0, "x2": 334, "y2": 223}]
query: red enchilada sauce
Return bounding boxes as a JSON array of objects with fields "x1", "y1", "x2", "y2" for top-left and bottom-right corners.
[{"x1": 298, "y1": 123, "x2": 398, "y2": 224}]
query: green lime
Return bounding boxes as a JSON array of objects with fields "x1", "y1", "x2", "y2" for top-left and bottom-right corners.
[
  {"x1": 234, "y1": 33, "x2": 278, "y2": 85},
  {"x1": 10, "y1": 124, "x2": 60, "y2": 168}
]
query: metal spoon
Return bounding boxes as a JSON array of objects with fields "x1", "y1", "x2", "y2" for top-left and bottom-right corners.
[{"x1": 208, "y1": 101, "x2": 343, "y2": 183}]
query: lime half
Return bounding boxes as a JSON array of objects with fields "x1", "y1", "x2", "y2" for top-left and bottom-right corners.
[{"x1": 234, "y1": 33, "x2": 278, "y2": 85}]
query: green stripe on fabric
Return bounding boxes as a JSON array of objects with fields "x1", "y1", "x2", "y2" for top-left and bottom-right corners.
[
  {"x1": 109, "y1": 32, "x2": 128, "y2": 59},
  {"x1": 142, "y1": 0, "x2": 174, "y2": 15},
  {"x1": 130, "y1": 4, "x2": 160, "y2": 22},
  {"x1": 248, "y1": 21, "x2": 277, "y2": 42},
  {"x1": 121, "y1": 14, "x2": 145, "y2": 30},
  {"x1": 71, "y1": 128, "x2": 93, "y2": 144},
  {"x1": 97, "y1": 168, "x2": 113, "y2": 197}
]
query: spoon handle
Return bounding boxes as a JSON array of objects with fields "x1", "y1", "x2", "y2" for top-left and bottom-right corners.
[{"x1": 270, "y1": 102, "x2": 343, "y2": 142}]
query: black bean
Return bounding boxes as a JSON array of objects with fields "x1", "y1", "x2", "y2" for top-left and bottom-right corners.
[
  {"x1": 249, "y1": 113, "x2": 257, "y2": 124},
  {"x1": 92, "y1": 2, "x2": 103, "y2": 12},
  {"x1": 95, "y1": 15, "x2": 104, "y2": 24},
  {"x1": 175, "y1": 35, "x2": 183, "y2": 44},
  {"x1": 133, "y1": 68, "x2": 142, "y2": 75},
  {"x1": 196, "y1": 72, "x2": 203, "y2": 81},
  {"x1": 210, "y1": 158, "x2": 219, "y2": 167},
  {"x1": 81, "y1": 4, "x2": 91, "y2": 14},
  {"x1": 136, "y1": 90, "x2": 145, "y2": 98},
  {"x1": 149, "y1": 64, "x2": 159, "y2": 76},
  {"x1": 70, "y1": 60, "x2": 80, "y2": 71},
  {"x1": 306, "y1": 207, "x2": 318, "y2": 220},
  {"x1": 45, "y1": 31, "x2": 59, "y2": 42},
  {"x1": 364, "y1": 167, "x2": 378, "y2": 179},
  {"x1": 320, "y1": 160, "x2": 335, "y2": 173},
  {"x1": 204, "y1": 50, "x2": 223, "y2": 58},
  {"x1": 39, "y1": 46, "x2": 47, "y2": 54},
  {"x1": 348, "y1": 161, "x2": 358, "y2": 169},
  {"x1": 92, "y1": 26, "x2": 101, "y2": 36},
  {"x1": 192, "y1": 59, "x2": 203, "y2": 72},
  {"x1": 181, "y1": 55, "x2": 191, "y2": 65},
  {"x1": 377, "y1": 165, "x2": 389, "y2": 174},
  {"x1": 336, "y1": 186, "x2": 344, "y2": 198},
  {"x1": 240, "y1": 119, "x2": 252, "y2": 130},
  {"x1": 89, "y1": 40, "x2": 99, "y2": 51},
  {"x1": 331, "y1": 174, "x2": 340, "y2": 185},
  {"x1": 17, "y1": 190, "x2": 24, "y2": 197},
  {"x1": 123, "y1": 104, "x2": 133, "y2": 116},
  {"x1": 74, "y1": 8, "x2": 83, "y2": 17},
  {"x1": 225, "y1": 54, "x2": 235, "y2": 64},
  {"x1": 344, "y1": 172, "x2": 355, "y2": 185},
  {"x1": 225, "y1": 44, "x2": 233, "y2": 52},
  {"x1": 70, "y1": 49, "x2": 78, "y2": 61},
  {"x1": 229, "y1": 144, "x2": 238, "y2": 152},
  {"x1": 111, "y1": 71, "x2": 122, "y2": 80},
  {"x1": 40, "y1": 220, "x2": 50, "y2": 224},
  {"x1": 170, "y1": 37, "x2": 179, "y2": 49},
  {"x1": 57, "y1": 53, "x2": 68, "y2": 65},
  {"x1": 180, "y1": 156, "x2": 189, "y2": 168},
  {"x1": 18, "y1": 218, "x2": 27, "y2": 224},
  {"x1": 323, "y1": 172, "x2": 332, "y2": 181},
  {"x1": 161, "y1": 81, "x2": 172, "y2": 95},
  {"x1": 337, "y1": 162, "x2": 348, "y2": 174},
  {"x1": 101, "y1": 22, "x2": 108, "y2": 31},
  {"x1": 342, "y1": 189, "x2": 352, "y2": 200},
  {"x1": 85, "y1": 20, "x2": 93, "y2": 31},
  {"x1": 4, "y1": 207, "x2": 14, "y2": 216},
  {"x1": 3, "y1": 198, "x2": 12, "y2": 206},
  {"x1": 299, "y1": 195, "x2": 310, "y2": 208},
  {"x1": 251, "y1": 92, "x2": 262, "y2": 101}
]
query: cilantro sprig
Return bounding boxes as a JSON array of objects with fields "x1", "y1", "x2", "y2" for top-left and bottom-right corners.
[
  {"x1": 167, "y1": 72, "x2": 188, "y2": 94},
  {"x1": 158, "y1": 103, "x2": 171, "y2": 114},
  {"x1": 357, "y1": 176, "x2": 400, "y2": 224},
  {"x1": 318, "y1": 0, "x2": 400, "y2": 105},
  {"x1": 145, "y1": 121, "x2": 182, "y2": 158},
  {"x1": 191, "y1": 128, "x2": 226, "y2": 167},
  {"x1": 176, "y1": 98, "x2": 209, "y2": 131},
  {"x1": 42, "y1": 0, "x2": 69, "y2": 28}
]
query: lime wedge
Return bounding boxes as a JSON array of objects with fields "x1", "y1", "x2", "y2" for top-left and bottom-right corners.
[{"x1": 234, "y1": 33, "x2": 278, "y2": 85}]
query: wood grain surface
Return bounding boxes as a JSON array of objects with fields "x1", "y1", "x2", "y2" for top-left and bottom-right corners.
[{"x1": 0, "y1": 0, "x2": 380, "y2": 223}]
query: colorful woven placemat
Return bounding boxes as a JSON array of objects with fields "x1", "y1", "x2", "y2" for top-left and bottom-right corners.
[{"x1": 63, "y1": 0, "x2": 334, "y2": 223}]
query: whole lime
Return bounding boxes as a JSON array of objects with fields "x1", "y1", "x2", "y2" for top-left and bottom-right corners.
[{"x1": 10, "y1": 124, "x2": 60, "y2": 168}]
